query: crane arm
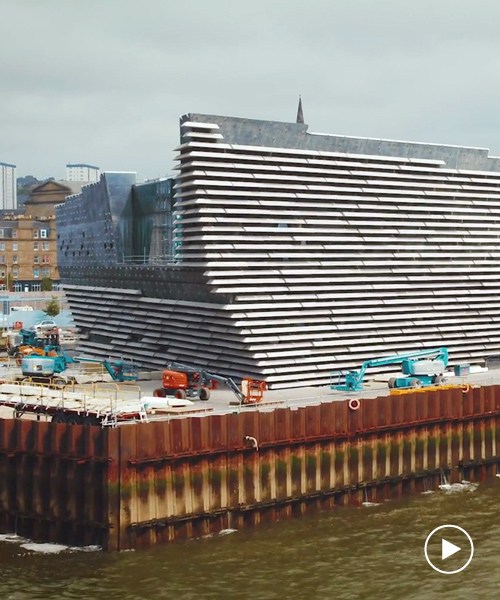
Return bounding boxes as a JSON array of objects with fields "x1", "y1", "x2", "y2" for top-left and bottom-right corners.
[
  {"x1": 364, "y1": 347, "x2": 447, "y2": 367},
  {"x1": 166, "y1": 361, "x2": 245, "y2": 403},
  {"x1": 166, "y1": 361, "x2": 201, "y2": 374},
  {"x1": 349, "y1": 347, "x2": 448, "y2": 387},
  {"x1": 359, "y1": 347, "x2": 447, "y2": 372},
  {"x1": 200, "y1": 372, "x2": 245, "y2": 403}
]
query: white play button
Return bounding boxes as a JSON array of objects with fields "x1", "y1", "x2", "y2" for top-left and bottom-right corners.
[
  {"x1": 424, "y1": 525, "x2": 474, "y2": 574},
  {"x1": 442, "y1": 538, "x2": 461, "y2": 560}
]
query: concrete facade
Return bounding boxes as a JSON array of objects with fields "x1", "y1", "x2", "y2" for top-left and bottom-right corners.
[
  {"x1": 0, "y1": 215, "x2": 56, "y2": 290},
  {"x1": 0, "y1": 162, "x2": 16, "y2": 210},
  {"x1": 57, "y1": 113, "x2": 500, "y2": 388},
  {"x1": 66, "y1": 163, "x2": 100, "y2": 182},
  {"x1": 0, "y1": 180, "x2": 81, "y2": 290}
]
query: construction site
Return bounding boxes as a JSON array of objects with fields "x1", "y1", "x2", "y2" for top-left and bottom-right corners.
[
  {"x1": 6, "y1": 110, "x2": 500, "y2": 550},
  {"x1": 1, "y1": 332, "x2": 500, "y2": 550}
]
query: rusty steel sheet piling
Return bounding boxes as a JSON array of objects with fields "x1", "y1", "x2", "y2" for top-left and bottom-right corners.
[
  {"x1": 1, "y1": 385, "x2": 500, "y2": 549},
  {"x1": 0, "y1": 417, "x2": 108, "y2": 547}
]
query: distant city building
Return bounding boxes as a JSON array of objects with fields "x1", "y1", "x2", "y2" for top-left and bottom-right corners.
[
  {"x1": 66, "y1": 163, "x2": 100, "y2": 182},
  {"x1": 0, "y1": 162, "x2": 17, "y2": 210},
  {"x1": 0, "y1": 180, "x2": 81, "y2": 291}
]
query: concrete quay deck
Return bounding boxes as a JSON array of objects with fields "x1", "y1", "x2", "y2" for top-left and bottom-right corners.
[
  {"x1": 136, "y1": 367, "x2": 499, "y2": 419},
  {"x1": 0, "y1": 365, "x2": 496, "y2": 423}
]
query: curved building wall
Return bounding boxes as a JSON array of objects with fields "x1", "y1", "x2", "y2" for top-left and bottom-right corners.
[
  {"x1": 132, "y1": 178, "x2": 174, "y2": 259},
  {"x1": 56, "y1": 172, "x2": 136, "y2": 268}
]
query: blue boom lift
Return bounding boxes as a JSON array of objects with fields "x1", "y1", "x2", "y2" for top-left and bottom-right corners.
[{"x1": 330, "y1": 347, "x2": 449, "y2": 392}]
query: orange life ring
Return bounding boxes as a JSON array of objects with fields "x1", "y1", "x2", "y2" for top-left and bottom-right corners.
[
  {"x1": 461, "y1": 384, "x2": 470, "y2": 394},
  {"x1": 348, "y1": 398, "x2": 361, "y2": 411}
]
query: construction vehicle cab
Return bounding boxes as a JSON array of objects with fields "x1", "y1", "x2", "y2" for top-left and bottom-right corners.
[
  {"x1": 154, "y1": 362, "x2": 267, "y2": 404},
  {"x1": 7, "y1": 328, "x2": 39, "y2": 358},
  {"x1": 157, "y1": 367, "x2": 212, "y2": 400},
  {"x1": 331, "y1": 347, "x2": 449, "y2": 391},
  {"x1": 9, "y1": 328, "x2": 61, "y2": 364}
]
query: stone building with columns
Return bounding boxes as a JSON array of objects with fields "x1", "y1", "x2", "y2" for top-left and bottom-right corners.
[{"x1": 0, "y1": 180, "x2": 86, "y2": 291}]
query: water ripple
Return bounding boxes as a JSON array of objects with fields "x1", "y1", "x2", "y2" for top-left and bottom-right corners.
[{"x1": 1, "y1": 479, "x2": 499, "y2": 600}]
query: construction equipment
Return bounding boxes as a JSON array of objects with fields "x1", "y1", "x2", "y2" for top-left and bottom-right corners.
[
  {"x1": 153, "y1": 361, "x2": 267, "y2": 404},
  {"x1": 241, "y1": 377, "x2": 267, "y2": 404},
  {"x1": 390, "y1": 383, "x2": 478, "y2": 396},
  {"x1": 21, "y1": 352, "x2": 77, "y2": 386},
  {"x1": 74, "y1": 357, "x2": 139, "y2": 382},
  {"x1": 331, "y1": 347, "x2": 449, "y2": 392},
  {"x1": 8, "y1": 328, "x2": 61, "y2": 364},
  {"x1": 20, "y1": 353, "x2": 138, "y2": 386},
  {"x1": 102, "y1": 360, "x2": 138, "y2": 382}
]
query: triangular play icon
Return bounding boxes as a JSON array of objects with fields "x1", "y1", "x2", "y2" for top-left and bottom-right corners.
[{"x1": 442, "y1": 538, "x2": 461, "y2": 560}]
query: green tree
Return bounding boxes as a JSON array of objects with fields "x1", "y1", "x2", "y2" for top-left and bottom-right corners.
[
  {"x1": 41, "y1": 277, "x2": 53, "y2": 291},
  {"x1": 44, "y1": 296, "x2": 60, "y2": 317}
]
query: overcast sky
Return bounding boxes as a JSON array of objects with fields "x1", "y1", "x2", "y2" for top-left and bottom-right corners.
[{"x1": 2, "y1": 0, "x2": 500, "y2": 181}]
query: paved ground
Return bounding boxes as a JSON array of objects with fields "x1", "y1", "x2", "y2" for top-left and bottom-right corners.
[
  {"x1": 137, "y1": 365, "x2": 500, "y2": 418},
  {"x1": 0, "y1": 362, "x2": 499, "y2": 422}
]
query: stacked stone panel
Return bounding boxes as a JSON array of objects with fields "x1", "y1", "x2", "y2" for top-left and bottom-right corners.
[{"x1": 58, "y1": 115, "x2": 500, "y2": 388}]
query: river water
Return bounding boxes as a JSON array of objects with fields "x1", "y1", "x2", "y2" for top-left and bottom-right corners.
[{"x1": 1, "y1": 478, "x2": 499, "y2": 600}]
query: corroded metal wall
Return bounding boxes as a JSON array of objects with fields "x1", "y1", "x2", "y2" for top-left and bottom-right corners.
[
  {"x1": 2, "y1": 385, "x2": 500, "y2": 550},
  {"x1": 115, "y1": 386, "x2": 500, "y2": 550},
  {"x1": 0, "y1": 418, "x2": 108, "y2": 546}
]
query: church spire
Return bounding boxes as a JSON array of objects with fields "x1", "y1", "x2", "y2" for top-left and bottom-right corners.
[{"x1": 296, "y1": 95, "x2": 304, "y2": 124}]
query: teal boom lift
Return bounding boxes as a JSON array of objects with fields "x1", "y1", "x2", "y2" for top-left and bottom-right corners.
[
  {"x1": 330, "y1": 347, "x2": 449, "y2": 392},
  {"x1": 73, "y1": 357, "x2": 139, "y2": 382},
  {"x1": 21, "y1": 355, "x2": 138, "y2": 383}
]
